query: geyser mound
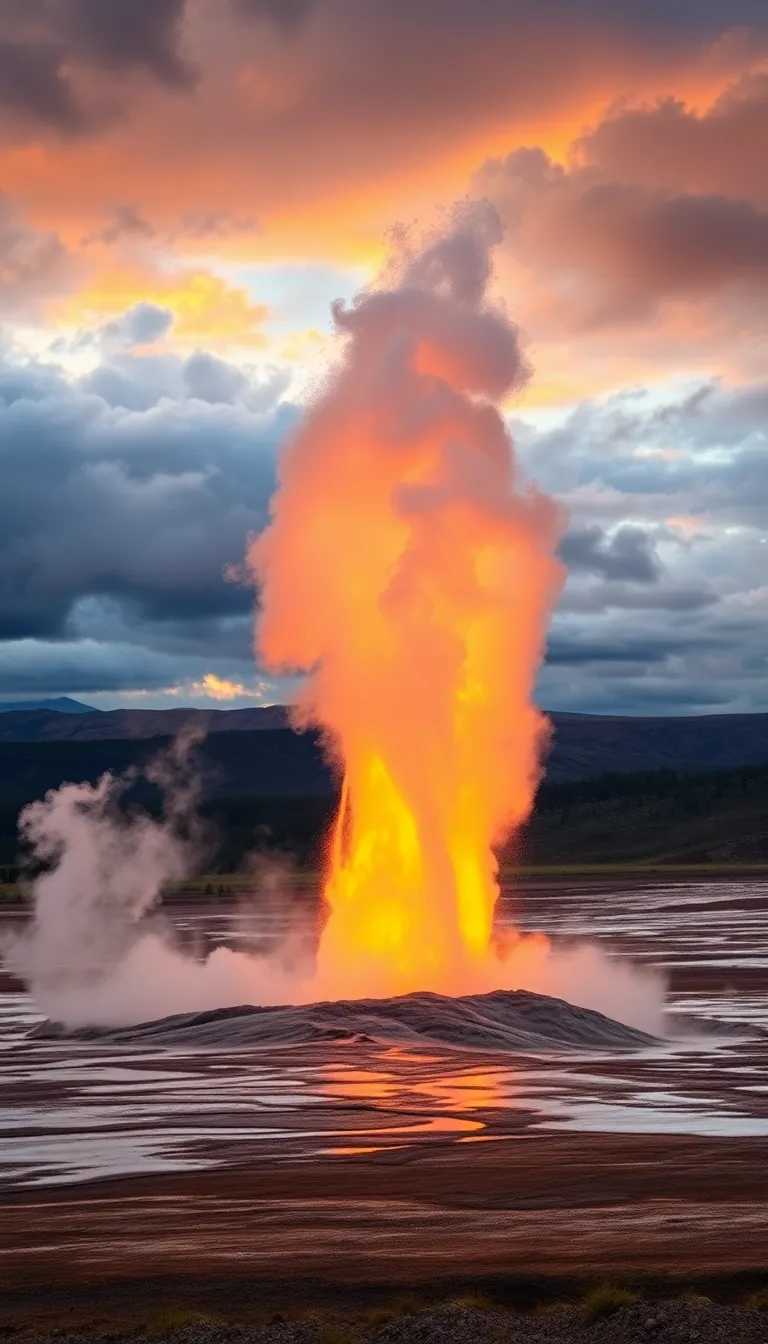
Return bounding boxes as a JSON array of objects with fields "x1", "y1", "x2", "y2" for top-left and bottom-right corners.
[{"x1": 32, "y1": 987, "x2": 656, "y2": 1053}]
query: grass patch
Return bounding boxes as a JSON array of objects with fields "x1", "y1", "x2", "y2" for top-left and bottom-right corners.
[
  {"x1": 746, "y1": 1290, "x2": 768, "y2": 1309},
  {"x1": 448, "y1": 1294, "x2": 496, "y2": 1312},
  {"x1": 388, "y1": 1295, "x2": 428, "y2": 1317},
  {"x1": 581, "y1": 1286, "x2": 639, "y2": 1325},
  {"x1": 316, "y1": 1326, "x2": 354, "y2": 1344},
  {"x1": 534, "y1": 1302, "x2": 572, "y2": 1317},
  {"x1": 358, "y1": 1307, "x2": 398, "y2": 1328},
  {"x1": 143, "y1": 1309, "x2": 222, "y2": 1334}
]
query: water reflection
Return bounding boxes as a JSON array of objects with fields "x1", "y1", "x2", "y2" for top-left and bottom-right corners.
[{"x1": 2, "y1": 879, "x2": 768, "y2": 1187}]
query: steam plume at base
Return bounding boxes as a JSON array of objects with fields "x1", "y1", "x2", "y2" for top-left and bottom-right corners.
[{"x1": 5, "y1": 746, "x2": 666, "y2": 1037}]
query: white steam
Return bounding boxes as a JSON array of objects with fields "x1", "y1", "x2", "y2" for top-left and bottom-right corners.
[{"x1": 3, "y1": 739, "x2": 666, "y2": 1036}]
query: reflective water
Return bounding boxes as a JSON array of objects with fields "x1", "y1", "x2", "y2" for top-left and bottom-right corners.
[{"x1": 1, "y1": 879, "x2": 767, "y2": 1187}]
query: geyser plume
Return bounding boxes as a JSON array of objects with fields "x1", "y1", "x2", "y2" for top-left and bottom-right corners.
[
  {"x1": 250, "y1": 204, "x2": 566, "y2": 998},
  {"x1": 6, "y1": 207, "x2": 666, "y2": 1036}
]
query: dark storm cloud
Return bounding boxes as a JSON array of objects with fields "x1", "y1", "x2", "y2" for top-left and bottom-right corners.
[
  {"x1": 0, "y1": 640, "x2": 198, "y2": 696},
  {"x1": 516, "y1": 379, "x2": 768, "y2": 527},
  {"x1": 561, "y1": 581, "x2": 717, "y2": 615},
  {"x1": 0, "y1": 0, "x2": 194, "y2": 134},
  {"x1": 0, "y1": 346, "x2": 289, "y2": 642},
  {"x1": 560, "y1": 523, "x2": 662, "y2": 583},
  {"x1": 0, "y1": 38, "x2": 86, "y2": 133},
  {"x1": 55, "y1": 0, "x2": 195, "y2": 88},
  {"x1": 2, "y1": 0, "x2": 766, "y2": 147},
  {"x1": 232, "y1": 0, "x2": 313, "y2": 31},
  {"x1": 516, "y1": 377, "x2": 768, "y2": 714},
  {"x1": 545, "y1": 627, "x2": 714, "y2": 666},
  {"x1": 541, "y1": 591, "x2": 768, "y2": 714},
  {"x1": 0, "y1": 335, "x2": 766, "y2": 709}
]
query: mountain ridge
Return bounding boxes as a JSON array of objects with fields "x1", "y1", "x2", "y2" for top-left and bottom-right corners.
[
  {"x1": 0, "y1": 705, "x2": 766, "y2": 785},
  {"x1": 0, "y1": 697, "x2": 96, "y2": 716}
]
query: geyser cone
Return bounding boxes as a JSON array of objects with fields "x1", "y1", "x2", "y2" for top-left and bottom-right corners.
[{"x1": 253, "y1": 203, "x2": 566, "y2": 999}]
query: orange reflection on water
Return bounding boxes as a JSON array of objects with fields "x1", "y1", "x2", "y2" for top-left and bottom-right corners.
[{"x1": 419, "y1": 1069, "x2": 517, "y2": 1112}]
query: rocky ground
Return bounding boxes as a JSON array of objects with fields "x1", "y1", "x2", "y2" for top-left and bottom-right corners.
[{"x1": 6, "y1": 1298, "x2": 768, "y2": 1344}]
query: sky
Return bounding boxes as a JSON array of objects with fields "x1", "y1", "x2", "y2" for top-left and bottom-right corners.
[{"x1": 1, "y1": 0, "x2": 767, "y2": 716}]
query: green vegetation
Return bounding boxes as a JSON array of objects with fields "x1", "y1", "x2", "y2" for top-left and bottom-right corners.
[
  {"x1": 520, "y1": 762, "x2": 768, "y2": 866},
  {"x1": 581, "y1": 1285, "x2": 640, "y2": 1324}
]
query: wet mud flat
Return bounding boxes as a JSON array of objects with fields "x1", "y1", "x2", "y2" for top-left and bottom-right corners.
[{"x1": 2, "y1": 879, "x2": 768, "y2": 1326}]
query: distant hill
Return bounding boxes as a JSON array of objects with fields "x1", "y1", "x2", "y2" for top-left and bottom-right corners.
[
  {"x1": 0, "y1": 704, "x2": 286, "y2": 741},
  {"x1": 0, "y1": 697, "x2": 95, "y2": 716},
  {"x1": 0, "y1": 727, "x2": 333, "y2": 808},
  {"x1": 0, "y1": 705, "x2": 767, "y2": 783}
]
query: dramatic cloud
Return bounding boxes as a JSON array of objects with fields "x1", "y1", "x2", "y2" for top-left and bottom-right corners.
[
  {"x1": 0, "y1": 342, "x2": 288, "y2": 645},
  {"x1": 476, "y1": 147, "x2": 768, "y2": 326},
  {"x1": 0, "y1": 193, "x2": 79, "y2": 318},
  {"x1": 2, "y1": 0, "x2": 765, "y2": 258},
  {"x1": 560, "y1": 524, "x2": 662, "y2": 583},
  {"x1": 1, "y1": 0, "x2": 767, "y2": 712},
  {"x1": 55, "y1": 0, "x2": 195, "y2": 88},
  {"x1": 578, "y1": 76, "x2": 768, "y2": 204},
  {"x1": 0, "y1": 326, "x2": 765, "y2": 711},
  {"x1": 0, "y1": 0, "x2": 194, "y2": 136},
  {"x1": 0, "y1": 37, "x2": 87, "y2": 134},
  {"x1": 233, "y1": 0, "x2": 313, "y2": 31}
]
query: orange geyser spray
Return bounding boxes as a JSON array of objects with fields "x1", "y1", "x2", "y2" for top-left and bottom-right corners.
[{"x1": 250, "y1": 204, "x2": 566, "y2": 999}]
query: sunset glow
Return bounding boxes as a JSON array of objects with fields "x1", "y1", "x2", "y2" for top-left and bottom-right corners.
[{"x1": 1, "y1": 0, "x2": 766, "y2": 716}]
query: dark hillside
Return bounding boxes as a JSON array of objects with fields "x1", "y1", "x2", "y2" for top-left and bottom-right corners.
[
  {"x1": 523, "y1": 764, "x2": 768, "y2": 866},
  {"x1": 0, "y1": 706, "x2": 767, "y2": 783}
]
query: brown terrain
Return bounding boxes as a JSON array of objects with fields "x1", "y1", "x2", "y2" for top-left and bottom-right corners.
[{"x1": 2, "y1": 879, "x2": 768, "y2": 1341}]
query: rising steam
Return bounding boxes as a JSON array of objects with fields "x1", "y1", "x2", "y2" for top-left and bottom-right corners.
[{"x1": 251, "y1": 203, "x2": 566, "y2": 998}]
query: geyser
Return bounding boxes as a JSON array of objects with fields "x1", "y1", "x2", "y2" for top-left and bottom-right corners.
[
  {"x1": 250, "y1": 203, "x2": 566, "y2": 999},
  {"x1": 6, "y1": 206, "x2": 666, "y2": 1037}
]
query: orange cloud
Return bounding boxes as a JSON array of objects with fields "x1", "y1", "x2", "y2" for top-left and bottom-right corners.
[
  {"x1": 57, "y1": 264, "x2": 269, "y2": 344},
  {"x1": 666, "y1": 515, "x2": 706, "y2": 533},
  {"x1": 193, "y1": 673, "x2": 244, "y2": 699},
  {"x1": 190, "y1": 674, "x2": 269, "y2": 700},
  {"x1": 0, "y1": 2, "x2": 759, "y2": 269},
  {"x1": 3, "y1": 4, "x2": 767, "y2": 409}
]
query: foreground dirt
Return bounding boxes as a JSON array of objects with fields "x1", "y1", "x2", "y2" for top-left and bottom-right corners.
[
  {"x1": 5, "y1": 1299, "x2": 768, "y2": 1344},
  {"x1": 3, "y1": 1135, "x2": 768, "y2": 1325}
]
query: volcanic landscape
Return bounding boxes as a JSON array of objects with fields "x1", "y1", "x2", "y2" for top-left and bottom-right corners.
[{"x1": 3, "y1": 873, "x2": 768, "y2": 1321}]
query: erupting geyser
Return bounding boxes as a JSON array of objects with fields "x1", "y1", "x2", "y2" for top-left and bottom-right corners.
[
  {"x1": 8, "y1": 205, "x2": 665, "y2": 1034},
  {"x1": 250, "y1": 204, "x2": 566, "y2": 999}
]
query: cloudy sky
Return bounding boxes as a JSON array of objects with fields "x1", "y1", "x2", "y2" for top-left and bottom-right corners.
[{"x1": 1, "y1": 0, "x2": 767, "y2": 715}]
